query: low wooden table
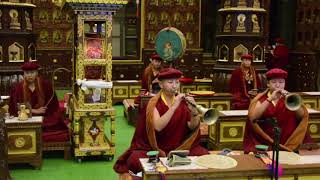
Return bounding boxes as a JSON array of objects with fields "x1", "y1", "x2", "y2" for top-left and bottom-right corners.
[
  {"x1": 5, "y1": 116, "x2": 43, "y2": 169},
  {"x1": 141, "y1": 154, "x2": 320, "y2": 180},
  {"x1": 300, "y1": 92, "x2": 320, "y2": 109}
]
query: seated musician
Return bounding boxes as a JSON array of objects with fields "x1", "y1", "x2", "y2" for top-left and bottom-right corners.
[
  {"x1": 229, "y1": 54, "x2": 261, "y2": 110},
  {"x1": 243, "y1": 68, "x2": 312, "y2": 153},
  {"x1": 141, "y1": 53, "x2": 164, "y2": 94},
  {"x1": 266, "y1": 37, "x2": 289, "y2": 70},
  {"x1": 8, "y1": 60, "x2": 69, "y2": 142},
  {"x1": 134, "y1": 53, "x2": 164, "y2": 107},
  {"x1": 114, "y1": 68, "x2": 208, "y2": 175}
]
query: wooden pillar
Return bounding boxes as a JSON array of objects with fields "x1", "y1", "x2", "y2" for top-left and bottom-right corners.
[{"x1": 0, "y1": 109, "x2": 12, "y2": 180}]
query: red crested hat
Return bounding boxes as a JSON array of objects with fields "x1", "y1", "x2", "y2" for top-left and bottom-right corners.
[
  {"x1": 241, "y1": 54, "x2": 253, "y2": 60},
  {"x1": 274, "y1": 37, "x2": 284, "y2": 44},
  {"x1": 266, "y1": 68, "x2": 288, "y2": 79},
  {"x1": 150, "y1": 53, "x2": 162, "y2": 61},
  {"x1": 21, "y1": 60, "x2": 40, "y2": 71},
  {"x1": 157, "y1": 68, "x2": 183, "y2": 80}
]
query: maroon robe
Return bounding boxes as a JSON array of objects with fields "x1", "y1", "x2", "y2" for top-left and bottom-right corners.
[
  {"x1": 9, "y1": 78, "x2": 69, "y2": 142},
  {"x1": 229, "y1": 67, "x2": 261, "y2": 110},
  {"x1": 135, "y1": 65, "x2": 161, "y2": 104},
  {"x1": 114, "y1": 93, "x2": 208, "y2": 174},
  {"x1": 141, "y1": 65, "x2": 157, "y2": 91},
  {"x1": 243, "y1": 91, "x2": 312, "y2": 153},
  {"x1": 267, "y1": 44, "x2": 289, "y2": 70}
]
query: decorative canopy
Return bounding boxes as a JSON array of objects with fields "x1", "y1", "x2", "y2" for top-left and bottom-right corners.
[{"x1": 54, "y1": 0, "x2": 128, "y2": 13}]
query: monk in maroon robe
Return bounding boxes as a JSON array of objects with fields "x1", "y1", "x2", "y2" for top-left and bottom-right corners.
[
  {"x1": 266, "y1": 38, "x2": 289, "y2": 70},
  {"x1": 9, "y1": 61, "x2": 69, "y2": 142},
  {"x1": 134, "y1": 53, "x2": 164, "y2": 105},
  {"x1": 243, "y1": 68, "x2": 312, "y2": 153},
  {"x1": 114, "y1": 68, "x2": 208, "y2": 175},
  {"x1": 141, "y1": 54, "x2": 163, "y2": 93},
  {"x1": 229, "y1": 54, "x2": 261, "y2": 110}
]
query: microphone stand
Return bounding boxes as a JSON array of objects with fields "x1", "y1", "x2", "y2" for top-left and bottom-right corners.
[
  {"x1": 254, "y1": 117, "x2": 281, "y2": 180},
  {"x1": 270, "y1": 118, "x2": 281, "y2": 180}
]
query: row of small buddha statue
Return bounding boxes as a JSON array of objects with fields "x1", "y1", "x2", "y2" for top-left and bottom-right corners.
[
  {"x1": 224, "y1": 0, "x2": 261, "y2": 8},
  {"x1": 0, "y1": 9, "x2": 32, "y2": 30},
  {"x1": 223, "y1": 14, "x2": 260, "y2": 33}
]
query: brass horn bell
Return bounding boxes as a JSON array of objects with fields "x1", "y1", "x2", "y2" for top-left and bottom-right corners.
[
  {"x1": 285, "y1": 93, "x2": 303, "y2": 111},
  {"x1": 194, "y1": 105, "x2": 219, "y2": 125}
]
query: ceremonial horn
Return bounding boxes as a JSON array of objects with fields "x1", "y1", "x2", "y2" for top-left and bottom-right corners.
[{"x1": 284, "y1": 93, "x2": 303, "y2": 111}]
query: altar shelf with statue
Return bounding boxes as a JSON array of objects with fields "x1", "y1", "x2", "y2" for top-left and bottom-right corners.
[{"x1": 55, "y1": 0, "x2": 128, "y2": 162}]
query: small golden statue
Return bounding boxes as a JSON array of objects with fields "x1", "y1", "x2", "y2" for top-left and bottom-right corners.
[
  {"x1": 253, "y1": 0, "x2": 261, "y2": 8},
  {"x1": 53, "y1": 31, "x2": 63, "y2": 44},
  {"x1": 25, "y1": 11, "x2": 32, "y2": 30},
  {"x1": 236, "y1": 14, "x2": 246, "y2": 32},
  {"x1": 147, "y1": 12, "x2": 157, "y2": 25},
  {"x1": 251, "y1": 14, "x2": 260, "y2": 33},
  {"x1": 0, "y1": 10, "x2": 2, "y2": 29},
  {"x1": 174, "y1": 13, "x2": 183, "y2": 26},
  {"x1": 161, "y1": 0, "x2": 171, "y2": 6},
  {"x1": 174, "y1": 0, "x2": 183, "y2": 6},
  {"x1": 40, "y1": 30, "x2": 49, "y2": 43},
  {"x1": 18, "y1": 104, "x2": 30, "y2": 121},
  {"x1": 224, "y1": 0, "x2": 231, "y2": 8},
  {"x1": 160, "y1": 12, "x2": 170, "y2": 26},
  {"x1": 186, "y1": 0, "x2": 194, "y2": 6},
  {"x1": 223, "y1": 14, "x2": 231, "y2": 32},
  {"x1": 9, "y1": 9, "x2": 21, "y2": 30},
  {"x1": 147, "y1": 32, "x2": 156, "y2": 42},
  {"x1": 186, "y1": 32, "x2": 193, "y2": 45},
  {"x1": 149, "y1": 0, "x2": 159, "y2": 6},
  {"x1": 237, "y1": 0, "x2": 247, "y2": 7},
  {"x1": 186, "y1": 13, "x2": 194, "y2": 24}
]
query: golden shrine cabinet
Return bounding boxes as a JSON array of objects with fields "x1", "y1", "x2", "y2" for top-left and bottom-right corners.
[
  {"x1": 6, "y1": 116, "x2": 43, "y2": 169},
  {"x1": 59, "y1": 0, "x2": 128, "y2": 161}
]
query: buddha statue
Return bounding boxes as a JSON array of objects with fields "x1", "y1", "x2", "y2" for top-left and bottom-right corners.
[
  {"x1": 253, "y1": 0, "x2": 260, "y2": 8},
  {"x1": 9, "y1": 9, "x2": 21, "y2": 30},
  {"x1": 25, "y1": 11, "x2": 32, "y2": 30},
  {"x1": 224, "y1": 0, "x2": 231, "y2": 8},
  {"x1": 223, "y1": 14, "x2": 232, "y2": 32},
  {"x1": 251, "y1": 14, "x2": 260, "y2": 33},
  {"x1": 237, "y1": 0, "x2": 247, "y2": 7},
  {"x1": 0, "y1": 10, "x2": 2, "y2": 29},
  {"x1": 18, "y1": 104, "x2": 30, "y2": 121},
  {"x1": 236, "y1": 14, "x2": 246, "y2": 32}
]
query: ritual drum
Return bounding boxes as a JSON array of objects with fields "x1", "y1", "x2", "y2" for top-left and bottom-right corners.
[{"x1": 155, "y1": 27, "x2": 186, "y2": 62}]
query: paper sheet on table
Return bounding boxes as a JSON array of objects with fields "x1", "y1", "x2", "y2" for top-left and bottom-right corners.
[
  {"x1": 160, "y1": 157, "x2": 208, "y2": 170},
  {"x1": 302, "y1": 92, "x2": 320, "y2": 96},
  {"x1": 295, "y1": 155, "x2": 320, "y2": 164}
]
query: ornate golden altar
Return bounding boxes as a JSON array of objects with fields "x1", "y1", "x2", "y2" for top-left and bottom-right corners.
[{"x1": 56, "y1": 0, "x2": 128, "y2": 162}]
